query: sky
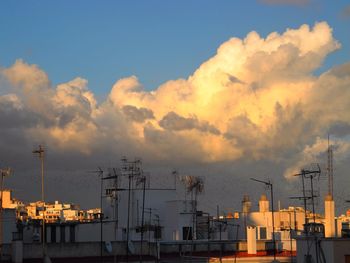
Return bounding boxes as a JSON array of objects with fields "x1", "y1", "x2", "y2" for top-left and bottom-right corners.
[
  {"x1": 1, "y1": 1, "x2": 350, "y2": 213},
  {"x1": 1, "y1": 1, "x2": 349, "y2": 96}
]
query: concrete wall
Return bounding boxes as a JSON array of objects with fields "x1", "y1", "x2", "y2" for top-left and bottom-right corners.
[
  {"x1": 15, "y1": 239, "x2": 281, "y2": 260},
  {"x1": 296, "y1": 237, "x2": 350, "y2": 263},
  {"x1": 22, "y1": 221, "x2": 117, "y2": 244},
  {"x1": 1, "y1": 209, "x2": 17, "y2": 243},
  {"x1": 164, "y1": 200, "x2": 194, "y2": 241},
  {"x1": 107, "y1": 180, "x2": 178, "y2": 241},
  {"x1": 1, "y1": 243, "x2": 11, "y2": 261},
  {"x1": 159, "y1": 240, "x2": 271, "y2": 254},
  {"x1": 75, "y1": 221, "x2": 116, "y2": 242},
  {"x1": 331, "y1": 239, "x2": 350, "y2": 263},
  {"x1": 22, "y1": 241, "x2": 157, "y2": 259}
]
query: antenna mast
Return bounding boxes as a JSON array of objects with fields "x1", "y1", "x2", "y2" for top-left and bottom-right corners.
[{"x1": 327, "y1": 134, "x2": 334, "y2": 198}]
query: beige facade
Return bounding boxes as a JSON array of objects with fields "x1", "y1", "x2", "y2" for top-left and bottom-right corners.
[
  {"x1": 324, "y1": 194, "x2": 336, "y2": 237},
  {"x1": 1, "y1": 190, "x2": 16, "y2": 209}
]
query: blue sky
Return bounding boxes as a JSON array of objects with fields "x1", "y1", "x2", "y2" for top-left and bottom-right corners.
[
  {"x1": 2, "y1": 1, "x2": 350, "y2": 208},
  {"x1": 0, "y1": 0, "x2": 349, "y2": 96}
]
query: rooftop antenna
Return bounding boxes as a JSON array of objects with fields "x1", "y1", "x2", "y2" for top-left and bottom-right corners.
[
  {"x1": 121, "y1": 157, "x2": 142, "y2": 263},
  {"x1": 327, "y1": 134, "x2": 334, "y2": 198},
  {"x1": 171, "y1": 169, "x2": 178, "y2": 190},
  {"x1": 102, "y1": 167, "x2": 121, "y2": 263},
  {"x1": 250, "y1": 178, "x2": 277, "y2": 262},
  {"x1": 88, "y1": 167, "x2": 104, "y2": 263},
  {"x1": 32, "y1": 145, "x2": 51, "y2": 263},
  {"x1": 180, "y1": 175, "x2": 204, "y2": 241},
  {"x1": 0, "y1": 167, "x2": 11, "y2": 259}
]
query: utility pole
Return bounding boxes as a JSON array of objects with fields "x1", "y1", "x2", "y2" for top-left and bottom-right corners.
[
  {"x1": 99, "y1": 168, "x2": 104, "y2": 263},
  {"x1": 0, "y1": 167, "x2": 11, "y2": 260},
  {"x1": 250, "y1": 178, "x2": 276, "y2": 261},
  {"x1": 293, "y1": 167, "x2": 321, "y2": 226},
  {"x1": 33, "y1": 145, "x2": 47, "y2": 262},
  {"x1": 151, "y1": 213, "x2": 160, "y2": 263},
  {"x1": 327, "y1": 134, "x2": 334, "y2": 198},
  {"x1": 121, "y1": 157, "x2": 142, "y2": 263},
  {"x1": 293, "y1": 166, "x2": 321, "y2": 263},
  {"x1": 140, "y1": 175, "x2": 146, "y2": 263},
  {"x1": 101, "y1": 167, "x2": 123, "y2": 263},
  {"x1": 113, "y1": 168, "x2": 119, "y2": 263},
  {"x1": 289, "y1": 211, "x2": 293, "y2": 261},
  {"x1": 89, "y1": 167, "x2": 105, "y2": 263}
]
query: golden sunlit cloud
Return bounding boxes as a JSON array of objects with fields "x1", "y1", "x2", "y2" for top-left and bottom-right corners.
[{"x1": 1, "y1": 22, "x2": 350, "y2": 178}]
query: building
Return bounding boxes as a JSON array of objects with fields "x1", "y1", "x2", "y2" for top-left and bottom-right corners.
[{"x1": 25, "y1": 200, "x2": 97, "y2": 223}]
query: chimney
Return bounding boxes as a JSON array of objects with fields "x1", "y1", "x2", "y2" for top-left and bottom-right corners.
[
  {"x1": 324, "y1": 194, "x2": 335, "y2": 237},
  {"x1": 259, "y1": 194, "x2": 269, "y2": 213},
  {"x1": 242, "y1": 195, "x2": 251, "y2": 214}
]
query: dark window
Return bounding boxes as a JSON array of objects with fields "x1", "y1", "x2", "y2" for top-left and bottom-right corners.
[
  {"x1": 44, "y1": 225, "x2": 47, "y2": 243},
  {"x1": 183, "y1": 227, "x2": 192, "y2": 240},
  {"x1": 69, "y1": 225, "x2": 75, "y2": 243},
  {"x1": 154, "y1": 226, "x2": 162, "y2": 239},
  {"x1": 60, "y1": 226, "x2": 65, "y2": 243},
  {"x1": 50, "y1": 226, "x2": 56, "y2": 243},
  {"x1": 260, "y1": 227, "x2": 267, "y2": 239}
]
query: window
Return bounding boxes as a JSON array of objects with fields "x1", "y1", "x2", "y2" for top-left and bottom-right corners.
[
  {"x1": 60, "y1": 226, "x2": 65, "y2": 243},
  {"x1": 154, "y1": 226, "x2": 162, "y2": 240},
  {"x1": 183, "y1": 227, "x2": 192, "y2": 240},
  {"x1": 69, "y1": 225, "x2": 75, "y2": 242},
  {"x1": 51, "y1": 226, "x2": 56, "y2": 243},
  {"x1": 260, "y1": 227, "x2": 267, "y2": 239}
]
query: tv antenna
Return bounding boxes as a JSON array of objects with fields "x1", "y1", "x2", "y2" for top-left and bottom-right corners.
[
  {"x1": 327, "y1": 134, "x2": 334, "y2": 198},
  {"x1": 0, "y1": 167, "x2": 12, "y2": 259}
]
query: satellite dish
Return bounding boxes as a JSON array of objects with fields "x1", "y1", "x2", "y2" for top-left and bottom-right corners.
[
  {"x1": 128, "y1": 240, "x2": 135, "y2": 254},
  {"x1": 44, "y1": 254, "x2": 52, "y2": 263},
  {"x1": 105, "y1": 241, "x2": 113, "y2": 253}
]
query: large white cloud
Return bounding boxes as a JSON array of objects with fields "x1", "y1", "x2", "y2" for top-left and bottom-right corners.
[{"x1": 1, "y1": 22, "x2": 350, "y2": 194}]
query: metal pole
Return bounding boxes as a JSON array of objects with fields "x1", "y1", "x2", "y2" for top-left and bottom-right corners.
[
  {"x1": 41, "y1": 148, "x2": 45, "y2": 260},
  {"x1": 140, "y1": 177, "x2": 146, "y2": 263},
  {"x1": 0, "y1": 171, "x2": 4, "y2": 260},
  {"x1": 250, "y1": 178, "x2": 276, "y2": 260},
  {"x1": 309, "y1": 175, "x2": 319, "y2": 263},
  {"x1": 113, "y1": 170, "x2": 118, "y2": 263},
  {"x1": 190, "y1": 190, "x2": 194, "y2": 261},
  {"x1": 289, "y1": 211, "x2": 293, "y2": 261},
  {"x1": 270, "y1": 183, "x2": 276, "y2": 261},
  {"x1": 207, "y1": 214, "x2": 210, "y2": 261},
  {"x1": 126, "y1": 175, "x2": 132, "y2": 263},
  {"x1": 310, "y1": 176, "x2": 316, "y2": 224},
  {"x1": 154, "y1": 215, "x2": 160, "y2": 263},
  {"x1": 234, "y1": 225, "x2": 239, "y2": 263},
  {"x1": 33, "y1": 145, "x2": 46, "y2": 261},
  {"x1": 100, "y1": 171, "x2": 103, "y2": 263},
  {"x1": 301, "y1": 172, "x2": 308, "y2": 228},
  {"x1": 149, "y1": 208, "x2": 152, "y2": 254}
]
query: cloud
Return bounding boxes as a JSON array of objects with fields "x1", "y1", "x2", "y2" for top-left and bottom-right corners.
[
  {"x1": 122, "y1": 105, "x2": 154, "y2": 123},
  {"x1": 340, "y1": 5, "x2": 350, "y2": 19},
  {"x1": 283, "y1": 137, "x2": 350, "y2": 179},
  {"x1": 329, "y1": 121, "x2": 350, "y2": 138},
  {"x1": 1, "y1": 22, "x2": 350, "y2": 199},
  {"x1": 159, "y1": 111, "x2": 220, "y2": 135}
]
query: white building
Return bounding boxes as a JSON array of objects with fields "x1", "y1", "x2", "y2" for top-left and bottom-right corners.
[
  {"x1": 0, "y1": 208, "x2": 17, "y2": 243},
  {"x1": 26, "y1": 200, "x2": 94, "y2": 223},
  {"x1": 213, "y1": 194, "x2": 321, "y2": 252}
]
